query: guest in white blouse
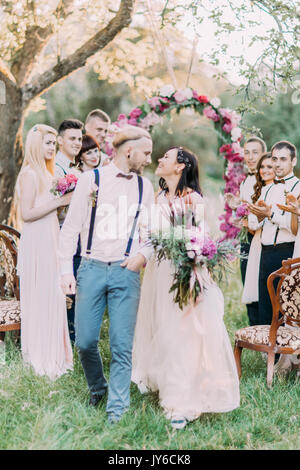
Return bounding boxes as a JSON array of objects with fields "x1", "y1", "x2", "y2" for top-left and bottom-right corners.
[{"x1": 58, "y1": 125, "x2": 155, "y2": 424}]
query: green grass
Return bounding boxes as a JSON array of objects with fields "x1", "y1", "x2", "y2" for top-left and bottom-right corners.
[{"x1": 0, "y1": 264, "x2": 299, "y2": 450}]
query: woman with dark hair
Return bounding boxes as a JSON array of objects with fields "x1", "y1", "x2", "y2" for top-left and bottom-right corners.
[
  {"x1": 242, "y1": 153, "x2": 275, "y2": 312},
  {"x1": 251, "y1": 152, "x2": 273, "y2": 204},
  {"x1": 74, "y1": 134, "x2": 101, "y2": 171},
  {"x1": 132, "y1": 147, "x2": 240, "y2": 430}
]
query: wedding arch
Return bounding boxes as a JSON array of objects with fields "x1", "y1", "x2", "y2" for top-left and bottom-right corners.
[{"x1": 105, "y1": 85, "x2": 246, "y2": 240}]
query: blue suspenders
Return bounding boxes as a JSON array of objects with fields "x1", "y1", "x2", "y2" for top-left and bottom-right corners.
[{"x1": 86, "y1": 169, "x2": 144, "y2": 257}]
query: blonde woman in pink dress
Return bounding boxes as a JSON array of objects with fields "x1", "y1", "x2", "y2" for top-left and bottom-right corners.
[
  {"x1": 15, "y1": 124, "x2": 73, "y2": 380},
  {"x1": 132, "y1": 147, "x2": 240, "y2": 429}
]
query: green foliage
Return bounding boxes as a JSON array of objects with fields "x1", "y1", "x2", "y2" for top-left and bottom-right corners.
[
  {"x1": 160, "y1": 0, "x2": 300, "y2": 113},
  {"x1": 0, "y1": 266, "x2": 300, "y2": 450}
]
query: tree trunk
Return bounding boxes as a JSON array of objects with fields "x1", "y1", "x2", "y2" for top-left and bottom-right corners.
[{"x1": 0, "y1": 86, "x2": 23, "y2": 224}]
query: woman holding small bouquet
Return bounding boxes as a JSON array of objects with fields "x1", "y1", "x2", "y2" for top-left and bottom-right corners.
[
  {"x1": 15, "y1": 124, "x2": 73, "y2": 380},
  {"x1": 132, "y1": 147, "x2": 240, "y2": 429}
]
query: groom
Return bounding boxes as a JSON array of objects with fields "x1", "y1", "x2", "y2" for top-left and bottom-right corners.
[{"x1": 58, "y1": 126, "x2": 154, "y2": 423}]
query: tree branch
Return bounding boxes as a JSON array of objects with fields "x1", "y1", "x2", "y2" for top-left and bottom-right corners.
[
  {"x1": 11, "y1": 0, "x2": 76, "y2": 87},
  {"x1": 22, "y1": 0, "x2": 134, "y2": 108},
  {"x1": 0, "y1": 59, "x2": 17, "y2": 91}
]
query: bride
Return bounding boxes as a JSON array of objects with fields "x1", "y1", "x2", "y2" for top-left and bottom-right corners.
[{"x1": 132, "y1": 147, "x2": 240, "y2": 429}]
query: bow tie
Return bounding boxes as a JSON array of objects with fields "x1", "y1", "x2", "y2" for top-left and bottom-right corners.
[
  {"x1": 274, "y1": 179, "x2": 285, "y2": 184},
  {"x1": 69, "y1": 162, "x2": 77, "y2": 168},
  {"x1": 116, "y1": 172, "x2": 133, "y2": 180},
  {"x1": 247, "y1": 172, "x2": 256, "y2": 176}
]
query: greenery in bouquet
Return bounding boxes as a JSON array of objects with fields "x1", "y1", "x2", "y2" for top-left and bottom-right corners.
[{"x1": 151, "y1": 225, "x2": 241, "y2": 310}]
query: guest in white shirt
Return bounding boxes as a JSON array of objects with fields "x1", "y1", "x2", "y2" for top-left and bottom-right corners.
[
  {"x1": 239, "y1": 136, "x2": 267, "y2": 326},
  {"x1": 55, "y1": 119, "x2": 83, "y2": 342},
  {"x1": 242, "y1": 153, "x2": 274, "y2": 315},
  {"x1": 58, "y1": 125, "x2": 155, "y2": 423},
  {"x1": 85, "y1": 109, "x2": 111, "y2": 167},
  {"x1": 55, "y1": 119, "x2": 83, "y2": 178},
  {"x1": 248, "y1": 141, "x2": 299, "y2": 327}
]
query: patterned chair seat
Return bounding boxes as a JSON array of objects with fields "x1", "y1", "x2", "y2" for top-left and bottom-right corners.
[
  {"x1": 0, "y1": 299, "x2": 21, "y2": 326},
  {"x1": 235, "y1": 324, "x2": 300, "y2": 352}
]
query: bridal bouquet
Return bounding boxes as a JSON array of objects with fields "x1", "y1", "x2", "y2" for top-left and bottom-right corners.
[
  {"x1": 151, "y1": 223, "x2": 241, "y2": 310},
  {"x1": 50, "y1": 173, "x2": 78, "y2": 197}
]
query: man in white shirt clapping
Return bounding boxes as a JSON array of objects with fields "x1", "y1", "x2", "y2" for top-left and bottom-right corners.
[
  {"x1": 248, "y1": 141, "x2": 299, "y2": 326},
  {"x1": 240, "y1": 136, "x2": 267, "y2": 326}
]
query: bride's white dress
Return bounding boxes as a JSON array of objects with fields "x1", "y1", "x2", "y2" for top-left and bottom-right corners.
[{"x1": 132, "y1": 192, "x2": 240, "y2": 420}]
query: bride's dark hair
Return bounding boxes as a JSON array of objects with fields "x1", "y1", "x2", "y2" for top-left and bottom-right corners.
[
  {"x1": 251, "y1": 152, "x2": 272, "y2": 203},
  {"x1": 159, "y1": 147, "x2": 202, "y2": 196}
]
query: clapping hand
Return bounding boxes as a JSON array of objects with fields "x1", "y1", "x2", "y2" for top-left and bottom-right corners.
[
  {"x1": 247, "y1": 200, "x2": 272, "y2": 222},
  {"x1": 277, "y1": 193, "x2": 300, "y2": 216}
]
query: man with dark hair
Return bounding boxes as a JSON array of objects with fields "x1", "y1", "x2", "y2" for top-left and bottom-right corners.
[
  {"x1": 56, "y1": 119, "x2": 83, "y2": 178},
  {"x1": 85, "y1": 109, "x2": 111, "y2": 167},
  {"x1": 248, "y1": 140, "x2": 299, "y2": 328},
  {"x1": 239, "y1": 136, "x2": 267, "y2": 326},
  {"x1": 55, "y1": 119, "x2": 83, "y2": 343}
]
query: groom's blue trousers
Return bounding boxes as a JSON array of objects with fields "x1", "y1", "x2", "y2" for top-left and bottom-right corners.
[{"x1": 74, "y1": 257, "x2": 140, "y2": 417}]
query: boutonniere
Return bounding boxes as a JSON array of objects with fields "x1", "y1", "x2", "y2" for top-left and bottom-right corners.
[{"x1": 89, "y1": 183, "x2": 98, "y2": 207}]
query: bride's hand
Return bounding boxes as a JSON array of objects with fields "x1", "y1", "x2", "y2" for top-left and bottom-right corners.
[{"x1": 57, "y1": 192, "x2": 73, "y2": 207}]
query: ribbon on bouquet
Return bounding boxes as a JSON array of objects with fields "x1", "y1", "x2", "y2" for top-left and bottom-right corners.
[{"x1": 182, "y1": 266, "x2": 212, "y2": 335}]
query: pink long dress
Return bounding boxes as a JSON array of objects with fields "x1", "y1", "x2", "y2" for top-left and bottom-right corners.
[{"x1": 17, "y1": 166, "x2": 73, "y2": 380}]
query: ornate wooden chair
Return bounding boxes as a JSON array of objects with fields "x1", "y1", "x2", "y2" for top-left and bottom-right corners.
[
  {"x1": 234, "y1": 257, "x2": 300, "y2": 388},
  {"x1": 0, "y1": 224, "x2": 21, "y2": 341}
]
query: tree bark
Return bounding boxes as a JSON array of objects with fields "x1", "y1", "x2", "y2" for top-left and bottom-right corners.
[
  {"x1": 0, "y1": 86, "x2": 23, "y2": 224},
  {"x1": 0, "y1": 0, "x2": 135, "y2": 225}
]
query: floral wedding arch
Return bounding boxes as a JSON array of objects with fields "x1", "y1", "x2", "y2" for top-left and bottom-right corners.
[{"x1": 105, "y1": 84, "x2": 246, "y2": 240}]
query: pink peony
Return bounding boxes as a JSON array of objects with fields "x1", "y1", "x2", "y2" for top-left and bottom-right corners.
[
  {"x1": 236, "y1": 203, "x2": 249, "y2": 218},
  {"x1": 129, "y1": 107, "x2": 143, "y2": 119},
  {"x1": 201, "y1": 238, "x2": 217, "y2": 260},
  {"x1": 223, "y1": 122, "x2": 233, "y2": 134},
  {"x1": 203, "y1": 106, "x2": 220, "y2": 122},
  {"x1": 65, "y1": 173, "x2": 78, "y2": 184},
  {"x1": 174, "y1": 90, "x2": 187, "y2": 104},
  {"x1": 117, "y1": 114, "x2": 128, "y2": 121},
  {"x1": 148, "y1": 96, "x2": 161, "y2": 109},
  {"x1": 128, "y1": 117, "x2": 137, "y2": 126}
]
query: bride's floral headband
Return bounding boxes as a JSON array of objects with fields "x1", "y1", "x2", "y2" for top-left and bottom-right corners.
[{"x1": 177, "y1": 147, "x2": 192, "y2": 168}]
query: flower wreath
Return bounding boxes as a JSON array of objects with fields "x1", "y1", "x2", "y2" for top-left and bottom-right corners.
[{"x1": 104, "y1": 84, "x2": 246, "y2": 240}]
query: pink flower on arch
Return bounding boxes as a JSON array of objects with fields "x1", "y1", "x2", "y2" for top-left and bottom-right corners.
[{"x1": 203, "y1": 106, "x2": 220, "y2": 122}]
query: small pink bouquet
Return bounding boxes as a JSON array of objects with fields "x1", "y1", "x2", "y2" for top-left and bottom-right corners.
[{"x1": 50, "y1": 173, "x2": 78, "y2": 197}]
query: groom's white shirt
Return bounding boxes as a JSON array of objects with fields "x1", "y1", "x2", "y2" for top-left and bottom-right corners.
[{"x1": 58, "y1": 162, "x2": 155, "y2": 275}]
